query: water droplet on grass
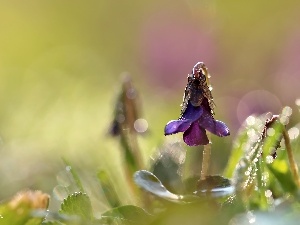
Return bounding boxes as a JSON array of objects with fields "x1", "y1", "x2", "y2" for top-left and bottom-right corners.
[
  {"x1": 265, "y1": 189, "x2": 272, "y2": 198},
  {"x1": 66, "y1": 166, "x2": 71, "y2": 172},
  {"x1": 247, "y1": 211, "x2": 256, "y2": 224},
  {"x1": 266, "y1": 155, "x2": 274, "y2": 164}
]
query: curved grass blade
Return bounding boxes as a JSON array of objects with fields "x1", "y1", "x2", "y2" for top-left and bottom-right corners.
[
  {"x1": 62, "y1": 158, "x2": 84, "y2": 193},
  {"x1": 134, "y1": 170, "x2": 200, "y2": 203},
  {"x1": 97, "y1": 170, "x2": 121, "y2": 208},
  {"x1": 195, "y1": 175, "x2": 234, "y2": 197}
]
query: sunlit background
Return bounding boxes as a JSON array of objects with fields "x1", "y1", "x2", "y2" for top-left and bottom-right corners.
[{"x1": 1, "y1": 0, "x2": 300, "y2": 211}]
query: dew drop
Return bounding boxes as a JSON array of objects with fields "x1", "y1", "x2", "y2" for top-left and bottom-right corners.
[
  {"x1": 247, "y1": 211, "x2": 256, "y2": 224},
  {"x1": 262, "y1": 172, "x2": 269, "y2": 186},
  {"x1": 247, "y1": 129, "x2": 259, "y2": 142},
  {"x1": 66, "y1": 166, "x2": 71, "y2": 172},
  {"x1": 266, "y1": 155, "x2": 274, "y2": 164},
  {"x1": 247, "y1": 128, "x2": 255, "y2": 137},
  {"x1": 265, "y1": 189, "x2": 272, "y2": 198},
  {"x1": 249, "y1": 217, "x2": 256, "y2": 224},
  {"x1": 239, "y1": 159, "x2": 247, "y2": 168}
]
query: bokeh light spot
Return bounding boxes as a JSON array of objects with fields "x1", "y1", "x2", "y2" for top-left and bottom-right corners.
[
  {"x1": 246, "y1": 116, "x2": 256, "y2": 126},
  {"x1": 265, "y1": 189, "x2": 272, "y2": 198},
  {"x1": 267, "y1": 128, "x2": 275, "y2": 137},
  {"x1": 237, "y1": 90, "x2": 281, "y2": 124},
  {"x1": 288, "y1": 127, "x2": 299, "y2": 140},
  {"x1": 134, "y1": 118, "x2": 148, "y2": 133}
]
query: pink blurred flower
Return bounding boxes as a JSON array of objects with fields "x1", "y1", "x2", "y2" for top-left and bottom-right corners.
[{"x1": 138, "y1": 12, "x2": 217, "y2": 90}]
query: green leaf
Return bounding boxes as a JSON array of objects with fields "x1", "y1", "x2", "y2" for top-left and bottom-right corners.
[
  {"x1": 150, "y1": 142, "x2": 186, "y2": 194},
  {"x1": 101, "y1": 205, "x2": 152, "y2": 225},
  {"x1": 120, "y1": 132, "x2": 140, "y2": 174},
  {"x1": 267, "y1": 158, "x2": 298, "y2": 194},
  {"x1": 62, "y1": 158, "x2": 85, "y2": 193},
  {"x1": 0, "y1": 203, "x2": 32, "y2": 225},
  {"x1": 195, "y1": 175, "x2": 234, "y2": 198},
  {"x1": 97, "y1": 170, "x2": 121, "y2": 208},
  {"x1": 223, "y1": 125, "x2": 249, "y2": 178},
  {"x1": 25, "y1": 218, "x2": 47, "y2": 225},
  {"x1": 261, "y1": 119, "x2": 283, "y2": 159},
  {"x1": 134, "y1": 170, "x2": 199, "y2": 203},
  {"x1": 60, "y1": 192, "x2": 93, "y2": 221},
  {"x1": 261, "y1": 114, "x2": 298, "y2": 195}
]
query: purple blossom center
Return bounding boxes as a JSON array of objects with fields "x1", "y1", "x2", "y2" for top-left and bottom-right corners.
[{"x1": 164, "y1": 99, "x2": 230, "y2": 146}]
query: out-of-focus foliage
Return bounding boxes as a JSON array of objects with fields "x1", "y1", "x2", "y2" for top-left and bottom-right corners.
[
  {"x1": 1, "y1": 0, "x2": 300, "y2": 196},
  {"x1": 0, "y1": 190, "x2": 49, "y2": 225},
  {"x1": 2, "y1": 101, "x2": 299, "y2": 224}
]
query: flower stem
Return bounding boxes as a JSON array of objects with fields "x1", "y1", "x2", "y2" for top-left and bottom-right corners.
[
  {"x1": 200, "y1": 134, "x2": 211, "y2": 180},
  {"x1": 283, "y1": 128, "x2": 300, "y2": 188}
]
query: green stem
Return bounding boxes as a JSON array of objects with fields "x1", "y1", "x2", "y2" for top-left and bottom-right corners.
[
  {"x1": 283, "y1": 129, "x2": 300, "y2": 188},
  {"x1": 201, "y1": 134, "x2": 211, "y2": 180},
  {"x1": 256, "y1": 157, "x2": 268, "y2": 210}
]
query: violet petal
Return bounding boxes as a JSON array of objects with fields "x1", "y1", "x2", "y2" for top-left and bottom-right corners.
[
  {"x1": 164, "y1": 119, "x2": 192, "y2": 135},
  {"x1": 181, "y1": 102, "x2": 203, "y2": 121},
  {"x1": 198, "y1": 109, "x2": 230, "y2": 137},
  {"x1": 183, "y1": 121, "x2": 209, "y2": 146}
]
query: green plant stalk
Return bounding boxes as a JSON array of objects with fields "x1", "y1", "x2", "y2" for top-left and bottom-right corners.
[
  {"x1": 120, "y1": 130, "x2": 151, "y2": 208},
  {"x1": 97, "y1": 170, "x2": 121, "y2": 208},
  {"x1": 120, "y1": 129, "x2": 140, "y2": 193},
  {"x1": 256, "y1": 157, "x2": 268, "y2": 210},
  {"x1": 200, "y1": 133, "x2": 211, "y2": 180},
  {"x1": 62, "y1": 158, "x2": 85, "y2": 193},
  {"x1": 283, "y1": 129, "x2": 300, "y2": 188},
  {"x1": 121, "y1": 76, "x2": 144, "y2": 170}
]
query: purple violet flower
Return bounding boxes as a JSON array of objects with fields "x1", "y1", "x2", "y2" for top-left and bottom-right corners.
[{"x1": 164, "y1": 98, "x2": 230, "y2": 146}]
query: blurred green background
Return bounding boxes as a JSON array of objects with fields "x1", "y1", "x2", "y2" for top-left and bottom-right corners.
[{"x1": 1, "y1": 0, "x2": 300, "y2": 211}]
